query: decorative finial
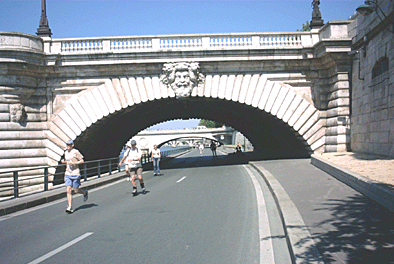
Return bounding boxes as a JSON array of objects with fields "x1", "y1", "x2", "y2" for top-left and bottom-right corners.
[
  {"x1": 36, "y1": 0, "x2": 52, "y2": 37},
  {"x1": 310, "y1": 0, "x2": 324, "y2": 29}
]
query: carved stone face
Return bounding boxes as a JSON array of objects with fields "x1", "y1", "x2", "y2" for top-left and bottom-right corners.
[
  {"x1": 172, "y1": 69, "x2": 193, "y2": 97},
  {"x1": 10, "y1": 104, "x2": 26, "y2": 123},
  {"x1": 160, "y1": 62, "x2": 204, "y2": 98}
]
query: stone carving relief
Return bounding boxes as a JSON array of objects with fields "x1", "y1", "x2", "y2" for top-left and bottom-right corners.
[
  {"x1": 160, "y1": 62, "x2": 205, "y2": 98},
  {"x1": 10, "y1": 103, "x2": 26, "y2": 123}
]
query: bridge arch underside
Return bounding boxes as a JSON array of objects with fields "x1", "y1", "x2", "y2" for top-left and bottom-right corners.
[{"x1": 69, "y1": 96, "x2": 315, "y2": 161}]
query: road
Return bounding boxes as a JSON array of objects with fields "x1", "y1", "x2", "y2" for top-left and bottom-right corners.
[{"x1": 0, "y1": 149, "x2": 292, "y2": 264}]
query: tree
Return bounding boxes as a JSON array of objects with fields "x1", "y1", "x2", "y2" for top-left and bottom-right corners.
[
  {"x1": 198, "y1": 119, "x2": 223, "y2": 128},
  {"x1": 297, "y1": 21, "x2": 311, "y2": 32}
]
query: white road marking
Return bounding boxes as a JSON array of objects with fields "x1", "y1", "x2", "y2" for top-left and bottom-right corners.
[
  {"x1": 243, "y1": 165, "x2": 275, "y2": 264},
  {"x1": 176, "y1": 176, "x2": 187, "y2": 183},
  {"x1": 28, "y1": 232, "x2": 94, "y2": 264}
]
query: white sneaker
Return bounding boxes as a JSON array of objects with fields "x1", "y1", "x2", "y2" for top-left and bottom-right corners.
[
  {"x1": 126, "y1": 177, "x2": 130, "y2": 181},
  {"x1": 66, "y1": 207, "x2": 73, "y2": 213}
]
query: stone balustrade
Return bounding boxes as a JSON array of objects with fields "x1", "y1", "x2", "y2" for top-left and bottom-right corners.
[{"x1": 45, "y1": 32, "x2": 315, "y2": 54}]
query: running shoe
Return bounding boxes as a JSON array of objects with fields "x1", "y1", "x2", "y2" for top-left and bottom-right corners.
[
  {"x1": 142, "y1": 187, "x2": 146, "y2": 194},
  {"x1": 84, "y1": 190, "x2": 88, "y2": 202},
  {"x1": 66, "y1": 207, "x2": 73, "y2": 213}
]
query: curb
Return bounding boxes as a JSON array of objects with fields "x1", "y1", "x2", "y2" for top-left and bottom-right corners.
[
  {"x1": 311, "y1": 154, "x2": 394, "y2": 213},
  {"x1": 250, "y1": 161, "x2": 324, "y2": 264}
]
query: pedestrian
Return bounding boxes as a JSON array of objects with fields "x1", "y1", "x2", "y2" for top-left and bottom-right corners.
[
  {"x1": 235, "y1": 142, "x2": 243, "y2": 154},
  {"x1": 61, "y1": 139, "x2": 88, "y2": 214},
  {"x1": 210, "y1": 141, "x2": 217, "y2": 157},
  {"x1": 122, "y1": 144, "x2": 131, "y2": 181},
  {"x1": 199, "y1": 142, "x2": 204, "y2": 156},
  {"x1": 119, "y1": 140, "x2": 146, "y2": 195},
  {"x1": 151, "y1": 144, "x2": 161, "y2": 176}
]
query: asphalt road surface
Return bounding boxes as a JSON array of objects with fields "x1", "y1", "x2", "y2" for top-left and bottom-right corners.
[{"x1": 0, "y1": 149, "x2": 291, "y2": 264}]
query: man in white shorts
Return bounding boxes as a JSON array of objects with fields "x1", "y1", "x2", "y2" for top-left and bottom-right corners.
[{"x1": 119, "y1": 140, "x2": 146, "y2": 195}]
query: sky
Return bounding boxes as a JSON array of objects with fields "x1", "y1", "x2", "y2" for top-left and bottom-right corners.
[{"x1": 1, "y1": 0, "x2": 362, "y2": 129}]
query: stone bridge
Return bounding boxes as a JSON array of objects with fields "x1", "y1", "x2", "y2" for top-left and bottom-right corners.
[{"x1": 0, "y1": 21, "x2": 352, "y2": 173}]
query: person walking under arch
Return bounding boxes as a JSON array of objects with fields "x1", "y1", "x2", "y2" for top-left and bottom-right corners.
[
  {"x1": 199, "y1": 142, "x2": 204, "y2": 156},
  {"x1": 61, "y1": 139, "x2": 88, "y2": 214},
  {"x1": 235, "y1": 142, "x2": 243, "y2": 154},
  {"x1": 210, "y1": 141, "x2": 217, "y2": 157},
  {"x1": 151, "y1": 144, "x2": 161, "y2": 176},
  {"x1": 119, "y1": 140, "x2": 146, "y2": 195}
]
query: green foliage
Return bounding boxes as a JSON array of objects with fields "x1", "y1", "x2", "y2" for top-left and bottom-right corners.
[
  {"x1": 297, "y1": 21, "x2": 311, "y2": 32},
  {"x1": 198, "y1": 119, "x2": 223, "y2": 128}
]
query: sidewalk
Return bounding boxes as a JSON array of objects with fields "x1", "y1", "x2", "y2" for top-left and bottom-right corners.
[
  {"x1": 250, "y1": 154, "x2": 394, "y2": 264},
  {"x1": 311, "y1": 152, "x2": 394, "y2": 212}
]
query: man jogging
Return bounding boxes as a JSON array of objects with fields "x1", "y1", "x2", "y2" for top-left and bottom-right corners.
[
  {"x1": 119, "y1": 140, "x2": 146, "y2": 195},
  {"x1": 61, "y1": 139, "x2": 88, "y2": 213}
]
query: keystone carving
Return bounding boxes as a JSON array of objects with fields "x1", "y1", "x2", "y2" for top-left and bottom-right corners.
[
  {"x1": 10, "y1": 103, "x2": 26, "y2": 123},
  {"x1": 160, "y1": 62, "x2": 205, "y2": 98}
]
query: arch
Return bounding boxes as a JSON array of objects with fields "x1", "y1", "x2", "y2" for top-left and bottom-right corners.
[{"x1": 47, "y1": 73, "x2": 325, "y2": 163}]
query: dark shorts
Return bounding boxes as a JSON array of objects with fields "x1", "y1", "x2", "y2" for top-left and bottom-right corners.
[{"x1": 128, "y1": 167, "x2": 142, "y2": 176}]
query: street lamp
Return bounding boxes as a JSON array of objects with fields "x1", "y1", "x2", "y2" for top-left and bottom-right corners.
[
  {"x1": 356, "y1": 1, "x2": 376, "y2": 16},
  {"x1": 356, "y1": 0, "x2": 394, "y2": 33}
]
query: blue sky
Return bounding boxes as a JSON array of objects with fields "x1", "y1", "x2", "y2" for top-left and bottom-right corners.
[{"x1": 1, "y1": 0, "x2": 361, "y2": 129}]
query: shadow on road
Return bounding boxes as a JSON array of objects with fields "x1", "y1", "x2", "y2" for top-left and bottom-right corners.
[
  {"x1": 160, "y1": 152, "x2": 249, "y2": 170},
  {"x1": 297, "y1": 194, "x2": 394, "y2": 264},
  {"x1": 74, "y1": 203, "x2": 98, "y2": 212},
  {"x1": 158, "y1": 149, "x2": 309, "y2": 171}
]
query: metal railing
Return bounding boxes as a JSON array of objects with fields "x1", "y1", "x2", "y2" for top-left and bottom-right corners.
[{"x1": 0, "y1": 146, "x2": 192, "y2": 200}]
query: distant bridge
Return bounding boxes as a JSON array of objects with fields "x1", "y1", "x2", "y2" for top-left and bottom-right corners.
[{"x1": 130, "y1": 127, "x2": 236, "y2": 150}]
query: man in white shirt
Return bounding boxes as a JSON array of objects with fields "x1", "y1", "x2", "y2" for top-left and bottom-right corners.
[
  {"x1": 61, "y1": 139, "x2": 88, "y2": 213},
  {"x1": 119, "y1": 140, "x2": 146, "y2": 195}
]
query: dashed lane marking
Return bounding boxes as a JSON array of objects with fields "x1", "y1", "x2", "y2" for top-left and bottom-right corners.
[
  {"x1": 28, "y1": 232, "x2": 94, "y2": 264},
  {"x1": 176, "y1": 176, "x2": 187, "y2": 183}
]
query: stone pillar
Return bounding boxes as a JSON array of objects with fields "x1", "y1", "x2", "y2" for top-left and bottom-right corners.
[
  {"x1": 325, "y1": 67, "x2": 351, "y2": 152},
  {"x1": 313, "y1": 21, "x2": 353, "y2": 152},
  {"x1": 0, "y1": 32, "x2": 54, "y2": 196}
]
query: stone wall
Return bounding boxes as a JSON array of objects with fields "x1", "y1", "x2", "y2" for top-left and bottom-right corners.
[{"x1": 349, "y1": 0, "x2": 394, "y2": 156}]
